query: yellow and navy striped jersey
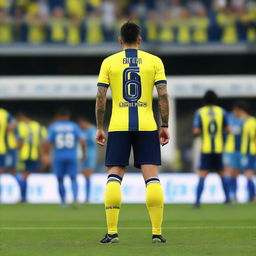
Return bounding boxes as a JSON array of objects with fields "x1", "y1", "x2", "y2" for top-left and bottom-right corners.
[
  {"x1": 97, "y1": 49, "x2": 166, "y2": 132},
  {"x1": 193, "y1": 105, "x2": 228, "y2": 154},
  {"x1": 17, "y1": 121, "x2": 47, "y2": 161},
  {"x1": 7, "y1": 131, "x2": 17, "y2": 150},
  {"x1": 240, "y1": 116, "x2": 256, "y2": 155},
  {"x1": 0, "y1": 108, "x2": 13, "y2": 155}
]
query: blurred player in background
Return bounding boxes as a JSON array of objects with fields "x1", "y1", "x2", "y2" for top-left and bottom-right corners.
[
  {"x1": 16, "y1": 112, "x2": 47, "y2": 202},
  {"x1": 43, "y1": 109, "x2": 86, "y2": 207},
  {"x1": 78, "y1": 117, "x2": 97, "y2": 203},
  {"x1": 224, "y1": 101, "x2": 245, "y2": 202},
  {"x1": 193, "y1": 90, "x2": 230, "y2": 208},
  {"x1": 96, "y1": 22, "x2": 169, "y2": 243},
  {"x1": 0, "y1": 107, "x2": 14, "y2": 201},
  {"x1": 239, "y1": 103, "x2": 256, "y2": 202},
  {"x1": 5, "y1": 120, "x2": 24, "y2": 200}
]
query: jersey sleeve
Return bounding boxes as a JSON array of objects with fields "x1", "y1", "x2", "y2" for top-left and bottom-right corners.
[
  {"x1": 154, "y1": 57, "x2": 167, "y2": 86},
  {"x1": 46, "y1": 125, "x2": 55, "y2": 143},
  {"x1": 193, "y1": 110, "x2": 201, "y2": 129},
  {"x1": 97, "y1": 58, "x2": 110, "y2": 88}
]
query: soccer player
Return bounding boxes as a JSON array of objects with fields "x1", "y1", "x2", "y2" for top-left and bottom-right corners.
[
  {"x1": 16, "y1": 112, "x2": 47, "y2": 202},
  {"x1": 5, "y1": 123, "x2": 24, "y2": 199},
  {"x1": 43, "y1": 109, "x2": 86, "y2": 206},
  {"x1": 193, "y1": 90, "x2": 230, "y2": 208},
  {"x1": 0, "y1": 107, "x2": 14, "y2": 201},
  {"x1": 238, "y1": 103, "x2": 256, "y2": 202},
  {"x1": 78, "y1": 117, "x2": 97, "y2": 203},
  {"x1": 95, "y1": 22, "x2": 170, "y2": 243},
  {"x1": 224, "y1": 102, "x2": 244, "y2": 202}
]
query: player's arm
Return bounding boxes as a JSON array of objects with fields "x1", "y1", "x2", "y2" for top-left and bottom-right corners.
[
  {"x1": 193, "y1": 110, "x2": 201, "y2": 136},
  {"x1": 156, "y1": 83, "x2": 170, "y2": 146},
  {"x1": 155, "y1": 56, "x2": 170, "y2": 146},
  {"x1": 42, "y1": 141, "x2": 52, "y2": 166},
  {"x1": 42, "y1": 126, "x2": 53, "y2": 166},
  {"x1": 223, "y1": 111, "x2": 231, "y2": 133},
  {"x1": 95, "y1": 86, "x2": 108, "y2": 146},
  {"x1": 77, "y1": 126, "x2": 86, "y2": 162},
  {"x1": 95, "y1": 58, "x2": 109, "y2": 146},
  {"x1": 80, "y1": 138, "x2": 86, "y2": 162}
]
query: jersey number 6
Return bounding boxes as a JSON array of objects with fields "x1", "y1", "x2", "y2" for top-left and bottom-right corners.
[{"x1": 123, "y1": 67, "x2": 141, "y2": 102}]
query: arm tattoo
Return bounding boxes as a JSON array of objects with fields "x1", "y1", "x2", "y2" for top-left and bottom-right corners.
[
  {"x1": 156, "y1": 83, "x2": 169, "y2": 127},
  {"x1": 96, "y1": 86, "x2": 108, "y2": 129}
]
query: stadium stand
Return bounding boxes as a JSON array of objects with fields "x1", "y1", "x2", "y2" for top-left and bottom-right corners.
[{"x1": 0, "y1": 0, "x2": 255, "y2": 45}]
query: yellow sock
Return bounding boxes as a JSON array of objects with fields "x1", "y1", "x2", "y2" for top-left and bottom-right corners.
[
  {"x1": 104, "y1": 175, "x2": 122, "y2": 234},
  {"x1": 146, "y1": 178, "x2": 164, "y2": 235}
]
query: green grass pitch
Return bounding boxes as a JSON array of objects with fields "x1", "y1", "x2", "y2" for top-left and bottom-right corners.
[{"x1": 0, "y1": 203, "x2": 255, "y2": 256}]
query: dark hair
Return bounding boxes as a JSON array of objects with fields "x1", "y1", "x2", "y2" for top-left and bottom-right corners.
[
  {"x1": 56, "y1": 107, "x2": 71, "y2": 117},
  {"x1": 120, "y1": 22, "x2": 140, "y2": 44},
  {"x1": 77, "y1": 116, "x2": 89, "y2": 122},
  {"x1": 15, "y1": 110, "x2": 29, "y2": 117},
  {"x1": 233, "y1": 100, "x2": 249, "y2": 112},
  {"x1": 203, "y1": 90, "x2": 218, "y2": 105}
]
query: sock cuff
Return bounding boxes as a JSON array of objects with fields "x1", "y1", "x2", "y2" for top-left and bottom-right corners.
[
  {"x1": 107, "y1": 174, "x2": 122, "y2": 184},
  {"x1": 145, "y1": 177, "x2": 160, "y2": 186}
]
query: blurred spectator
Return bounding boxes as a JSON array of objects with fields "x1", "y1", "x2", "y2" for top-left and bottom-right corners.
[
  {"x1": 159, "y1": 9, "x2": 175, "y2": 43},
  {"x1": 145, "y1": 10, "x2": 158, "y2": 42},
  {"x1": 26, "y1": 12, "x2": 45, "y2": 44},
  {"x1": 187, "y1": 0, "x2": 204, "y2": 15},
  {"x1": 66, "y1": 13, "x2": 82, "y2": 45},
  {"x1": 169, "y1": 0, "x2": 183, "y2": 17},
  {"x1": 102, "y1": 0, "x2": 116, "y2": 41},
  {"x1": 192, "y1": 7, "x2": 209, "y2": 43},
  {"x1": 230, "y1": 0, "x2": 246, "y2": 11},
  {"x1": 217, "y1": 6, "x2": 238, "y2": 44},
  {"x1": 66, "y1": 0, "x2": 85, "y2": 19},
  {"x1": 176, "y1": 8, "x2": 191, "y2": 44},
  {"x1": 85, "y1": 9, "x2": 103, "y2": 44},
  {"x1": 0, "y1": 9, "x2": 13, "y2": 43},
  {"x1": 49, "y1": 7, "x2": 66, "y2": 43}
]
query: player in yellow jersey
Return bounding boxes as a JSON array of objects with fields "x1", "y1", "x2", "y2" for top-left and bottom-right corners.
[
  {"x1": 16, "y1": 112, "x2": 47, "y2": 202},
  {"x1": 239, "y1": 104, "x2": 256, "y2": 202},
  {"x1": 193, "y1": 90, "x2": 230, "y2": 208},
  {"x1": 0, "y1": 107, "x2": 14, "y2": 201},
  {"x1": 95, "y1": 22, "x2": 170, "y2": 244}
]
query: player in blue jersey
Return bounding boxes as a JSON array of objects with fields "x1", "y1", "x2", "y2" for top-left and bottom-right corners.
[
  {"x1": 43, "y1": 109, "x2": 86, "y2": 206},
  {"x1": 224, "y1": 102, "x2": 244, "y2": 202},
  {"x1": 78, "y1": 117, "x2": 97, "y2": 203}
]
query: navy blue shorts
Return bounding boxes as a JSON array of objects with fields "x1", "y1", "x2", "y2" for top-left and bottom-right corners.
[
  {"x1": 0, "y1": 154, "x2": 6, "y2": 168},
  {"x1": 105, "y1": 131, "x2": 161, "y2": 169},
  {"x1": 24, "y1": 160, "x2": 39, "y2": 172},
  {"x1": 199, "y1": 153, "x2": 224, "y2": 171}
]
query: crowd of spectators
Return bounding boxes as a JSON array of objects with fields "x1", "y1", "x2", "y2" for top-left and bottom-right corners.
[{"x1": 0, "y1": 0, "x2": 255, "y2": 45}]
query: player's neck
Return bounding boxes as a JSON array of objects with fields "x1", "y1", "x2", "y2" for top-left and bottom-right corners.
[{"x1": 123, "y1": 44, "x2": 139, "y2": 50}]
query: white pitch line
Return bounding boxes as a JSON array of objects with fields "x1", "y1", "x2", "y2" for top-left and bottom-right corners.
[{"x1": 0, "y1": 226, "x2": 256, "y2": 231}]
